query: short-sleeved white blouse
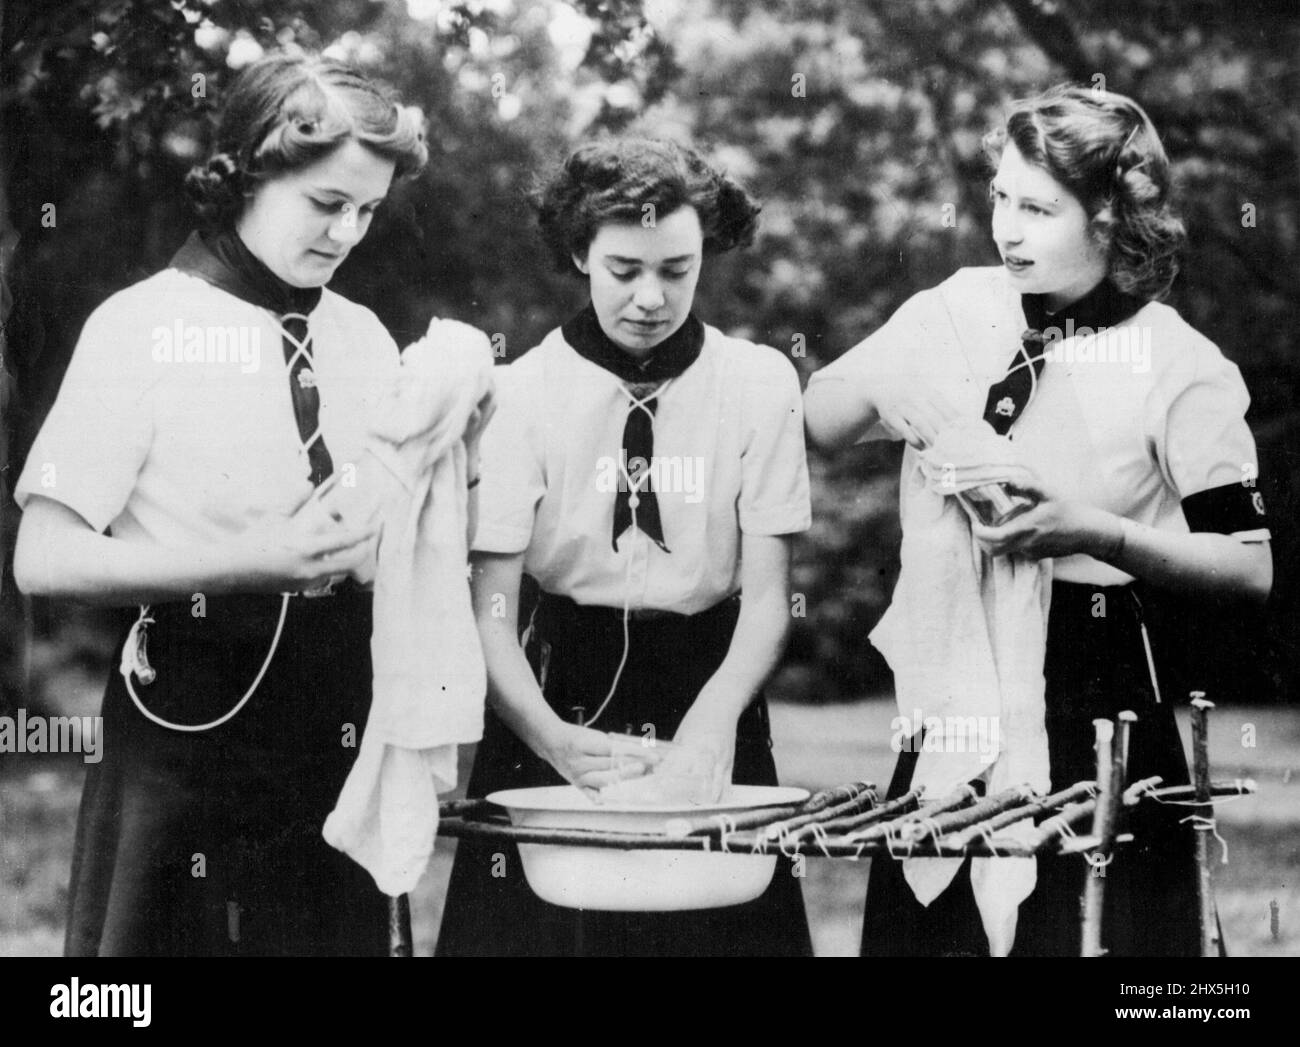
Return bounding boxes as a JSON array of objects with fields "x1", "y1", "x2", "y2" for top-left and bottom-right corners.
[
  {"x1": 15, "y1": 268, "x2": 398, "y2": 544},
  {"x1": 806, "y1": 266, "x2": 1269, "y2": 586},
  {"x1": 473, "y1": 323, "x2": 812, "y2": 614}
]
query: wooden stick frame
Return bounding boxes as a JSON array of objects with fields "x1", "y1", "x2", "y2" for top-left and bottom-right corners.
[
  {"x1": 434, "y1": 780, "x2": 1253, "y2": 859},
  {"x1": 413, "y1": 701, "x2": 1252, "y2": 956}
]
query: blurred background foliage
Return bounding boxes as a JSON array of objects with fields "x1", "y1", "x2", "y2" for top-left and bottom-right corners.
[{"x1": 2, "y1": 0, "x2": 1297, "y2": 711}]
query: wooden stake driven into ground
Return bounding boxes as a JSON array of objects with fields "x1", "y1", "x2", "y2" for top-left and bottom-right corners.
[
  {"x1": 1190, "y1": 694, "x2": 1221, "y2": 958},
  {"x1": 1080, "y1": 712, "x2": 1135, "y2": 957},
  {"x1": 1080, "y1": 718, "x2": 1116, "y2": 957}
]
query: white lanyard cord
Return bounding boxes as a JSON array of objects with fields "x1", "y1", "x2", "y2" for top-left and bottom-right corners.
[
  {"x1": 120, "y1": 310, "x2": 323, "y2": 732},
  {"x1": 120, "y1": 595, "x2": 290, "y2": 733},
  {"x1": 580, "y1": 377, "x2": 673, "y2": 729}
]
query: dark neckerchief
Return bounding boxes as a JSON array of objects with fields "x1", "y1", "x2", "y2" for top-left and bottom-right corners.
[
  {"x1": 1020, "y1": 277, "x2": 1145, "y2": 345},
  {"x1": 983, "y1": 277, "x2": 1146, "y2": 435},
  {"x1": 561, "y1": 303, "x2": 705, "y2": 553},
  {"x1": 170, "y1": 227, "x2": 333, "y2": 487},
  {"x1": 169, "y1": 228, "x2": 321, "y2": 316},
  {"x1": 561, "y1": 303, "x2": 704, "y2": 385}
]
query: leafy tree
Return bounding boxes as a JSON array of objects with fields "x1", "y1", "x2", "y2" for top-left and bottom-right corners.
[{"x1": 3, "y1": 0, "x2": 1296, "y2": 708}]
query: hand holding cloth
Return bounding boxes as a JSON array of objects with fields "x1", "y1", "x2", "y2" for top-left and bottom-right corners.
[
  {"x1": 871, "y1": 419, "x2": 1052, "y2": 955},
  {"x1": 322, "y1": 319, "x2": 493, "y2": 895}
]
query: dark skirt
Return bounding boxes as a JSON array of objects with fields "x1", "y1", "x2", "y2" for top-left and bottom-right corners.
[
  {"x1": 436, "y1": 591, "x2": 814, "y2": 957},
  {"x1": 65, "y1": 588, "x2": 389, "y2": 957},
  {"x1": 861, "y1": 581, "x2": 1205, "y2": 957}
]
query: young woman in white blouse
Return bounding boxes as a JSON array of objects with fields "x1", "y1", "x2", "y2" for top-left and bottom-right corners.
[
  {"x1": 12, "y1": 53, "x2": 480, "y2": 955},
  {"x1": 436, "y1": 137, "x2": 814, "y2": 956},
  {"x1": 805, "y1": 85, "x2": 1271, "y2": 957}
]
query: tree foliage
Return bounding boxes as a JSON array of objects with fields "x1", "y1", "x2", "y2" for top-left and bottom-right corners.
[{"x1": 2, "y1": 0, "x2": 1296, "y2": 708}]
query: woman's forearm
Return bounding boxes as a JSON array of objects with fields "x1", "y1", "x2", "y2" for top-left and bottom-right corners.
[
  {"x1": 476, "y1": 614, "x2": 563, "y2": 754},
  {"x1": 691, "y1": 588, "x2": 792, "y2": 727},
  {"x1": 14, "y1": 496, "x2": 369, "y2": 606},
  {"x1": 1084, "y1": 509, "x2": 1272, "y2": 603},
  {"x1": 16, "y1": 517, "x2": 250, "y2": 606},
  {"x1": 687, "y1": 532, "x2": 797, "y2": 730}
]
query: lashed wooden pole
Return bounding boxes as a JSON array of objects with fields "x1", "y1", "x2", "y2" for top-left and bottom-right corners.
[
  {"x1": 1137, "y1": 780, "x2": 1254, "y2": 804},
  {"x1": 438, "y1": 797, "x2": 505, "y2": 821},
  {"x1": 893, "y1": 787, "x2": 1039, "y2": 845},
  {"x1": 843, "y1": 784, "x2": 977, "y2": 847},
  {"x1": 798, "y1": 788, "x2": 923, "y2": 839},
  {"x1": 1027, "y1": 798, "x2": 1096, "y2": 850},
  {"x1": 1122, "y1": 775, "x2": 1164, "y2": 805},
  {"x1": 438, "y1": 809, "x2": 1092, "y2": 858},
  {"x1": 1081, "y1": 718, "x2": 1116, "y2": 957},
  {"x1": 1190, "y1": 693, "x2": 1221, "y2": 957},
  {"x1": 388, "y1": 894, "x2": 413, "y2": 957},
  {"x1": 1116, "y1": 710, "x2": 1137, "y2": 779},
  {"x1": 757, "y1": 782, "x2": 878, "y2": 840},
  {"x1": 664, "y1": 781, "x2": 873, "y2": 839},
  {"x1": 945, "y1": 781, "x2": 1095, "y2": 850}
]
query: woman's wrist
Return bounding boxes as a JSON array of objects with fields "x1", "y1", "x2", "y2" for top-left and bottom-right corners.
[
  {"x1": 1087, "y1": 510, "x2": 1128, "y2": 564},
  {"x1": 681, "y1": 682, "x2": 747, "y2": 737},
  {"x1": 518, "y1": 706, "x2": 569, "y2": 759},
  {"x1": 214, "y1": 532, "x2": 289, "y2": 595}
]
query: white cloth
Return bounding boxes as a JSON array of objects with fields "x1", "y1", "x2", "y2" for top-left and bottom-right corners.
[
  {"x1": 870, "y1": 419, "x2": 1051, "y2": 955},
  {"x1": 472, "y1": 323, "x2": 811, "y2": 613},
  {"x1": 15, "y1": 268, "x2": 395, "y2": 539},
  {"x1": 322, "y1": 321, "x2": 492, "y2": 896}
]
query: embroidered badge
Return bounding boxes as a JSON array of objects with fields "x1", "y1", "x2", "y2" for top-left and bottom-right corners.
[
  {"x1": 1252, "y1": 492, "x2": 1266, "y2": 516},
  {"x1": 995, "y1": 396, "x2": 1016, "y2": 417},
  {"x1": 297, "y1": 368, "x2": 317, "y2": 390}
]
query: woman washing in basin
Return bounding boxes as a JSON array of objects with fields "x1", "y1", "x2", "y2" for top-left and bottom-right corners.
[{"x1": 436, "y1": 137, "x2": 814, "y2": 957}]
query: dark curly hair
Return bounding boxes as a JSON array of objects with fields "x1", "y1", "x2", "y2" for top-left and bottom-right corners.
[
  {"x1": 185, "y1": 52, "x2": 428, "y2": 229},
  {"x1": 982, "y1": 84, "x2": 1187, "y2": 300},
  {"x1": 533, "y1": 137, "x2": 761, "y2": 275}
]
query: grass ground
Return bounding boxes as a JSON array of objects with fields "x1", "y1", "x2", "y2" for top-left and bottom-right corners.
[{"x1": 3, "y1": 699, "x2": 1297, "y2": 956}]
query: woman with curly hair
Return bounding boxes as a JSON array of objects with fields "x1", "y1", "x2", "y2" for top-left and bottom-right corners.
[
  {"x1": 435, "y1": 137, "x2": 814, "y2": 956},
  {"x1": 805, "y1": 85, "x2": 1271, "y2": 956},
  {"x1": 11, "y1": 52, "x2": 479, "y2": 955}
]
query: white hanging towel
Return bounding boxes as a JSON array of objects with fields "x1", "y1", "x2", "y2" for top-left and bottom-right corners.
[
  {"x1": 322, "y1": 319, "x2": 493, "y2": 896},
  {"x1": 870, "y1": 418, "x2": 1052, "y2": 955}
]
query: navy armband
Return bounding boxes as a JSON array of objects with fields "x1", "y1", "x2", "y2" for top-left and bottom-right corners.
[{"x1": 1181, "y1": 481, "x2": 1268, "y2": 534}]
